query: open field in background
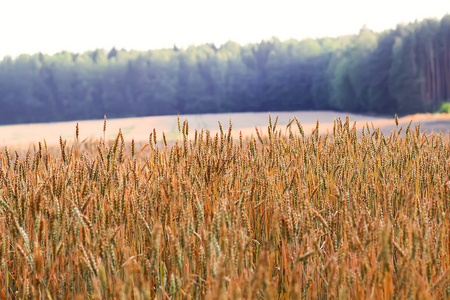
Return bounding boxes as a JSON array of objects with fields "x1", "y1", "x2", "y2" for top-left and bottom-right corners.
[
  {"x1": 0, "y1": 114, "x2": 449, "y2": 298},
  {"x1": 2, "y1": 111, "x2": 450, "y2": 148}
]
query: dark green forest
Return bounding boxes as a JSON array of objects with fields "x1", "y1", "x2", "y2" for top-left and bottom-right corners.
[{"x1": 0, "y1": 15, "x2": 449, "y2": 124}]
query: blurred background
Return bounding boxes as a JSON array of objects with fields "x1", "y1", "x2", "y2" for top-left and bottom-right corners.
[{"x1": 0, "y1": 0, "x2": 449, "y2": 127}]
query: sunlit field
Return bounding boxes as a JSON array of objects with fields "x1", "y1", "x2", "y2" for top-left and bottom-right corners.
[
  {"x1": 2, "y1": 110, "x2": 450, "y2": 148},
  {"x1": 0, "y1": 115, "x2": 449, "y2": 298}
]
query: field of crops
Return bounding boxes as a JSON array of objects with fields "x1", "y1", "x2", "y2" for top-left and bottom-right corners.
[{"x1": 0, "y1": 115, "x2": 449, "y2": 299}]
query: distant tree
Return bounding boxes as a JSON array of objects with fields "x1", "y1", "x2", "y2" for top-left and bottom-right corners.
[
  {"x1": 364, "y1": 31, "x2": 398, "y2": 114},
  {"x1": 0, "y1": 15, "x2": 449, "y2": 124},
  {"x1": 389, "y1": 26, "x2": 423, "y2": 114},
  {"x1": 107, "y1": 47, "x2": 118, "y2": 60}
]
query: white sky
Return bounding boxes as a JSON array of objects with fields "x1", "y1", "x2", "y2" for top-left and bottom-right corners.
[{"x1": 0, "y1": 0, "x2": 449, "y2": 59}]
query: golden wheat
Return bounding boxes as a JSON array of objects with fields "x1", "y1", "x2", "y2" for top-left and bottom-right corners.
[{"x1": 0, "y1": 116, "x2": 449, "y2": 299}]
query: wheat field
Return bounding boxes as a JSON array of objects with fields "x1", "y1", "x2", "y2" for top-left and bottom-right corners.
[{"x1": 0, "y1": 115, "x2": 449, "y2": 299}]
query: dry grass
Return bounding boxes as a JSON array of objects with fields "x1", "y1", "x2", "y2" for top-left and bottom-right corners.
[{"x1": 0, "y1": 115, "x2": 449, "y2": 299}]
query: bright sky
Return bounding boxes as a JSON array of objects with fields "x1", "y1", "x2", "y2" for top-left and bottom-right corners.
[{"x1": 0, "y1": 0, "x2": 449, "y2": 59}]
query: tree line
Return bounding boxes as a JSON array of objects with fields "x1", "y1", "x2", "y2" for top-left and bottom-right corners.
[{"x1": 0, "y1": 15, "x2": 449, "y2": 124}]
